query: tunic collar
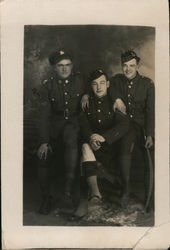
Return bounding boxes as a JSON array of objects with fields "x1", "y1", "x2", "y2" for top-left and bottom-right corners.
[
  {"x1": 55, "y1": 74, "x2": 72, "y2": 84},
  {"x1": 125, "y1": 71, "x2": 140, "y2": 85},
  {"x1": 92, "y1": 93, "x2": 109, "y2": 104}
]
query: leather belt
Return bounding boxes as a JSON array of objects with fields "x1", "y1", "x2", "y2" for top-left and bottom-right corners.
[{"x1": 55, "y1": 110, "x2": 77, "y2": 118}]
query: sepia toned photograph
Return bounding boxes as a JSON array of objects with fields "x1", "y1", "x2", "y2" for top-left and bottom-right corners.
[
  {"x1": 1, "y1": 0, "x2": 169, "y2": 249},
  {"x1": 23, "y1": 25, "x2": 155, "y2": 227}
]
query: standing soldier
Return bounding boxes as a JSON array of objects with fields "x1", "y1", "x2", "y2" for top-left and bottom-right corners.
[
  {"x1": 110, "y1": 50, "x2": 155, "y2": 206},
  {"x1": 37, "y1": 50, "x2": 85, "y2": 214}
]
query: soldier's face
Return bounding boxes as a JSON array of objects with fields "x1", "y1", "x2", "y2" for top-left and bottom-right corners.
[
  {"x1": 91, "y1": 75, "x2": 110, "y2": 98},
  {"x1": 122, "y1": 58, "x2": 139, "y2": 80},
  {"x1": 55, "y1": 59, "x2": 73, "y2": 79}
]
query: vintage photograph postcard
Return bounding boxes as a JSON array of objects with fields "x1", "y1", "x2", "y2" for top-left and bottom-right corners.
[{"x1": 1, "y1": 0, "x2": 170, "y2": 249}]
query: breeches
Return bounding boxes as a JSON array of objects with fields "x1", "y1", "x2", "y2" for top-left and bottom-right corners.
[
  {"x1": 81, "y1": 123, "x2": 144, "y2": 178},
  {"x1": 119, "y1": 122, "x2": 144, "y2": 155},
  {"x1": 81, "y1": 123, "x2": 144, "y2": 163},
  {"x1": 38, "y1": 122, "x2": 79, "y2": 179}
]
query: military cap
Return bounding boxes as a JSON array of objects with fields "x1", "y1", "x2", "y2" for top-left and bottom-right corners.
[
  {"x1": 121, "y1": 50, "x2": 140, "y2": 64},
  {"x1": 49, "y1": 50, "x2": 73, "y2": 65},
  {"x1": 89, "y1": 69, "x2": 108, "y2": 82}
]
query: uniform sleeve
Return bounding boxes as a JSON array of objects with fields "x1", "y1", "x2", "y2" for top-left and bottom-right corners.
[
  {"x1": 78, "y1": 74, "x2": 86, "y2": 97},
  {"x1": 74, "y1": 73, "x2": 86, "y2": 95},
  {"x1": 79, "y1": 110, "x2": 93, "y2": 143},
  {"x1": 75, "y1": 74, "x2": 87, "y2": 114},
  {"x1": 109, "y1": 76, "x2": 124, "y2": 103},
  {"x1": 145, "y1": 80, "x2": 155, "y2": 137},
  {"x1": 80, "y1": 85, "x2": 93, "y2": 105},
  {"x1": 38, "y1": 82, "x2": 51, "y2": 144},
  {"x1": 101, "y1": 111, "x2": 129, "y2": 145}
]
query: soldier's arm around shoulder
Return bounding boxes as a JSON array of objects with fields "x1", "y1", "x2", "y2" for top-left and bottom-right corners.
[
  {"x1": 78, "y1": 73, "x2": 92, "y2": 110},
  {"x1": 74, "y1": 71, "x2": 85, "y2": 94},
  {"x1": 109, "y1": 75, "x2": 123, "y2": 102},
  {"x1": 109, "y1": 75, "x2": 126, "y2": 116}
]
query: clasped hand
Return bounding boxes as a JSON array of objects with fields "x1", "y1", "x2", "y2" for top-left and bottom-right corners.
[{"x1": 90, "y1": 133, "x2": 105, "y2": 151}]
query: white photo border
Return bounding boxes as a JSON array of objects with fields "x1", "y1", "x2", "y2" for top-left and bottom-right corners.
[{"x1": 1, "y1": 0, "x2": 170, "y2": 249}]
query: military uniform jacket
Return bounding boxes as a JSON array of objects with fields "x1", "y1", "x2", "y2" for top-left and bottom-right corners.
[
  {"x1": 79, "y1": 94, "x2": 129, "y2": 145},
  {"x1": 39, "y1": 72, "x2": 85, "y2": 144},
  {"x1": 109, "y1": 72, "x2": 155, "y2": 137}
]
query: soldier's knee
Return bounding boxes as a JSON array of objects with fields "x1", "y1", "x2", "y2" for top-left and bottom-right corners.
[
  {"x1": 63, "y1": 128, "x2": 78, "y2": 147},
  {"x1": 82, "y1": 143, "x2": 90, "y2": 154},
  {"x1": 121, "y1": 142, "x2": 135, "y2": 155},
  {"x1": 81, "y1": 143, "x2": 96, "y2": 162},
  {"x1": 64, "y1": 136, "x2": 78, "y2": 148}
]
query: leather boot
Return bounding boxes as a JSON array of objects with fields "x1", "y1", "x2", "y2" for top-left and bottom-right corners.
[
  {"x1": 120, "y1": 154, "x2": 131, "y2": 208},
  {"x1": 70, "y1": 176, "x2": 88, "y2": 221},
  {"x1": 60, "y1": 177, "x2": 74, "y2": 212},
  {"x1": 38, "y1": 195, "x2": 52, "y2": 215}
]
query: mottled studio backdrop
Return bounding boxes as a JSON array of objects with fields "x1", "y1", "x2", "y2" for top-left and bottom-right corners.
[
  {"x1": 24, "y1": 25, "x2": 155, "y2": 105},
  {"x1": 23, "y1": 26, "x2": 155, "y2": 226}
]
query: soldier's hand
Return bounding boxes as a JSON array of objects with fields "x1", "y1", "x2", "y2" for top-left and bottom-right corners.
[
  {"x1": 90, "y1": 136, "x2": 101, "y2": 151},
  {"x1": 145, "y1": 136, "x2": 153, "y2": 148},
  {"x1": 81, "y1": 94, "x2": 89, "y2": 111},
  {"x1": 113, "y1": 98, "x2": 126, "y2": 114},
  {"x1": 90, "y1": 140, "x2": 101, "y2": 151},
  {"x1": 90, "y1": 134, "x2": 106, "y2": 151},
  {"x1": 98, "y1": 135, "x2": 105, "y2": 143},
  {"x1": 37, "y1": 143, "x2": 52, "y2": 160},
  {"x1": 90, "y1": 133, "x2": 105, "y2": 143}
]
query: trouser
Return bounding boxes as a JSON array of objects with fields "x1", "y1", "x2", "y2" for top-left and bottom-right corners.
[
  {"x1": 37, "y1": 122, "x2": 80, "y2": 197},
  {"x1": 119, "y1": 122, "x2": 152, "y2": 196}
]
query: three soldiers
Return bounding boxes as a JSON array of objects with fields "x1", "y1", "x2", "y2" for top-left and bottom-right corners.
[{"x1": 37, "y1": 49, "x2": 154, "y2": 215}]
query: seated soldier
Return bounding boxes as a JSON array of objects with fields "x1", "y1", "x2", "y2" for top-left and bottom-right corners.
[
  {"x1": 37, "y1": 50, "x2": 85, "y2": 214},
  {"x1": 73, "y1": 69, "x2": 130, "y2": 219}
]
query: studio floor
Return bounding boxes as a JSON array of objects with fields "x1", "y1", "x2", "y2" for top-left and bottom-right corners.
[{"x1": 23, "y1": 173, "x2": 154, "y2": 227}]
